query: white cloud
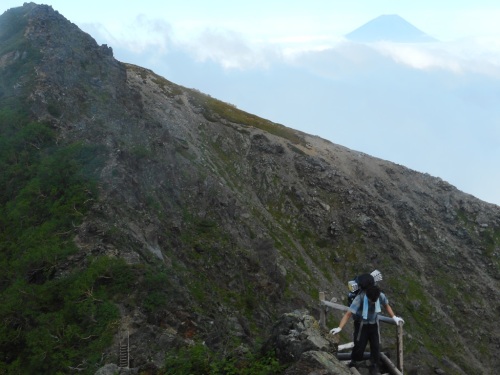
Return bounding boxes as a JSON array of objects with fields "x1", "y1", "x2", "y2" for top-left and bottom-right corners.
[
  {"x1": 373, "y1": 38, "x2": 500, "y2": 76},
  {"x1": 81, "y1": 15, "x2": 173, "y2": 55},
  {"x1": 80, "y1": 8, "x2": 500, "y2": 79},
  {"x1": 374, "y1": 42, "x2": 463, "y2": 72},
  {"x1": 182, "y1": 28, "x2": 279, "y2": 69},
  {"x1": 171, "y1": 28, "x2": 500, "y2": 79}
]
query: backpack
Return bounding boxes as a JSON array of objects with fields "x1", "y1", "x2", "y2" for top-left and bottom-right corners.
[{"x1": 347, "y1": 270, "x2": 382, "y2": 306}]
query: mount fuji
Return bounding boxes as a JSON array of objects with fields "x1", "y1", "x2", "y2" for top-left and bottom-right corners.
[{"x1": 345, "y1": 14, "x2": 438, "y2": 43}]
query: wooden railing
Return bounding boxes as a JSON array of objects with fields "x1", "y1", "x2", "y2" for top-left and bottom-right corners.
[{"x1": 319, "y1": 291, "x2": 404, "y2": 375}]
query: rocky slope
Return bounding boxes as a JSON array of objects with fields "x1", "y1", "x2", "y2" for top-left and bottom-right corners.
[{"x1": 0, "y1": 3, "x2": 499, "y2": 374}]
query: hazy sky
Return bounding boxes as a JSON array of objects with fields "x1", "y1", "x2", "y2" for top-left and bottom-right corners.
[
  {"x1": 4, "y1": 1, "x2": 500, "y2": 48},
  {"x1": 2, "y1": 1, "x2": 500, "y2": 206},
  {"x1": 4, "y1": 1, "x2": 500, "y2": 38}
]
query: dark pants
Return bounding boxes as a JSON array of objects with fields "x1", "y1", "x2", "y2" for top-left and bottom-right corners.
[{"x1": 351, "y1": 320, "x2": 380, "y2": 366}]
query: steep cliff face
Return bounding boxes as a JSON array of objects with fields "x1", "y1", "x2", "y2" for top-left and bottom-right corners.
[{"x1": 1, "y1": 4, "x2": 499, "y2": 374}]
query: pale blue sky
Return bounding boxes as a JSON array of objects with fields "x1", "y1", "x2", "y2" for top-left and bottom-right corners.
[
  {"x1": 3, "y1": 1, "x2": 500, "y2": 42},
  {"x1": 3, "y1": 1, "x2": 500, "y2": 67},
  {"x1": 2, "y1": 1, "x2": 500, "y2": 205}
]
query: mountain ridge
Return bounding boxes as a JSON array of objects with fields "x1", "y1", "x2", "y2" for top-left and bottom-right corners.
[{"x1": 0, "y1": 4, "x2": 499, "y2": 374}]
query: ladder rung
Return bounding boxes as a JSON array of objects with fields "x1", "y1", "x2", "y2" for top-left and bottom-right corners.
[{"x1": 118, "y1": 333, "x2": 129, "y2": 368}]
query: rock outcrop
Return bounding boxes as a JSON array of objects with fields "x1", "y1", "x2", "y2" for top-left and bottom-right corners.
[{"x1": 263, "y1": 310, "x2": 351, "y2": 375}]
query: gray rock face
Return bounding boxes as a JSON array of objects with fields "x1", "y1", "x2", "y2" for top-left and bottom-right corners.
[
  {"x1": 284, "y1": 351, "x2": 352, "y2": 375},
  {"x1": 94, "y1": 364, "x2": 137, "y2": 375},
  {"x1": 264, "y1": 310, "x2": 338, "y2": 364},
  {"x1": 263, "y1": 311, "x2": 351, "y2": 374},
  {"x1": 264, "y1": 311, "x2": 350, "y2": 375}
]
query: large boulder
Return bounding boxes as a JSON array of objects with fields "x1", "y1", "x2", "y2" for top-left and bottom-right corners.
[
  {"x1": 284, "y1": 350, "x2": 352, "y2": 375},
  {"x1": 263, "y1": 310, "x2": 350, "y2": 374},
  {"x1": 94, "y1": 364, "x2": 137, "y2": 375}
]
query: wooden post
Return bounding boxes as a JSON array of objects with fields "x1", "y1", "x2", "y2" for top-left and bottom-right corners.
[
  {"x1": 397, "y1": 322, "x2": 403, "y2": 373},
  {"x1": 338, "y1": 342, "x2": 354, "y2": 351},
  {"x1": 337, "y1": 352, "x2": 370, "y2": 360},
  {"x1": 319, "y1": 291, "x2": 326, "y2": 329},
  {"x1": 380, "y1": 352, "x2": 403, "y2": 375},
  {"x1": 321, "y1": 299, "x2": 350, "y2": 313}
]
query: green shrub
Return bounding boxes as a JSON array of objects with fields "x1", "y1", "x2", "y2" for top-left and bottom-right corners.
[
  {"x1": 0, "y1": 112, "x2": 131, "y2": 374},
  {"x1": 162, "y1": 342, "x2": 284, "y2": 375}
]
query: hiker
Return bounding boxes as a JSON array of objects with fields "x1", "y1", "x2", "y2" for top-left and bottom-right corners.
[{"x1": 329, "y1": 284, "x2": 404, "y2": 375}]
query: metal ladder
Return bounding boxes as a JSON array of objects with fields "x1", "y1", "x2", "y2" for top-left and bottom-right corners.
[{"x1": 119, "y1": 331, "x2": 129, "y2": 368}]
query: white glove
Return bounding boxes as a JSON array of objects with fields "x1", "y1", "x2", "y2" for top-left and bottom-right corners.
[
  {"x1": 393, "y1": 316, "x2": 405, "y2": 325},
  {"x1": 329, "y1": 327, "x2": 342, "y2": 335}
]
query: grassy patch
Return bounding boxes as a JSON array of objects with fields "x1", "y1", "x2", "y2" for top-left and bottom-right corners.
[
  {"x1": 481, "y1": 227, "x2": 500, "y2": 261},
  {"x1": 125, "y1": 63, "x2": 184, "y2": 98},
  {"x1": 188, "y1": 90, "x2": 305, "y2": 146}
]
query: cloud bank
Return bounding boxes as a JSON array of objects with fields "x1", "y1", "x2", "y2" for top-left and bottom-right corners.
[{"x1": 85, "y1": 13, "x2": 500, "y2": 78}]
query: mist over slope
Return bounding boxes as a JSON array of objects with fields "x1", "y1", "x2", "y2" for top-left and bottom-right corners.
[
  {"x1": 102, "y1": 14, "x2": 500, "y2": 207},
  {"x1": 0, "y1": 4, "x2": 499, "y2": 374}
]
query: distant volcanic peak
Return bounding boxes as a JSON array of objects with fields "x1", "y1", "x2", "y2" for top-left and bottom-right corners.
[{"x1": 346, "y1": 14, "x2": 437, "y2": 43}]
